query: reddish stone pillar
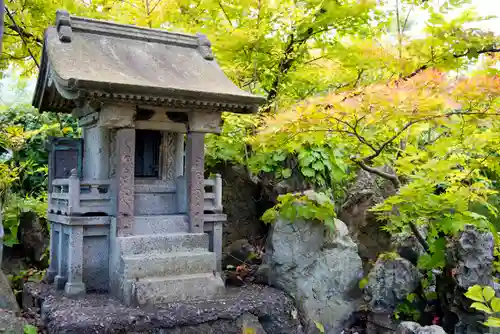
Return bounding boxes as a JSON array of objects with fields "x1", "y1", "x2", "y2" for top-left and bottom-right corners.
[
  {"x1": 116, "y1": 128, "x2": 135, "y2": 236},
  {"x1": 186, "y1": 131, "x2": 205, "y2": 233}
]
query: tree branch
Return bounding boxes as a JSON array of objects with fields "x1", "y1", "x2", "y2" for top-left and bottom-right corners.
[
  {"x1": 5, "y1": 24, "x2": 42, "y2": 45},
  {"x1": 403, "y1": 46, "x2": 500, "y2": 81},
  {"x1": 4, "y1": 6, "x2": 39, "y2": 68},
  {"x1": 217, "y1": 0, "x2": 233, "y2": 28},
  {"x1": 353, "y1": 158, "x2": 401, "y2": 189}
]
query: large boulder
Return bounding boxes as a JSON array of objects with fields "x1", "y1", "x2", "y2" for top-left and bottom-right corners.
[
  {"x1": 339, "y1": 169, "x2": 395, "y2": 271},
  {"x1": 264, "y1": 217, "x2": 363, "y2": 333},
  {"x1": 396, "y1": 321, "x2": 446, "y2": 334},
  {"x1": 364, "y1": 256, "x2": 422, "y2": 333}
]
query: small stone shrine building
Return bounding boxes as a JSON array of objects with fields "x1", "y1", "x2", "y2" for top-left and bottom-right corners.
[{"x1": 32, "y1": 10, "x2": 264, "y2": 306}]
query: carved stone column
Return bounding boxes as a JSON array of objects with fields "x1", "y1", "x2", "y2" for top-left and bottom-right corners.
[
  {"x1": 186, "y1": 111, "x2": 222, "y2": 233},
  {"x1": 115, "y1": 128, "x2": 135, "y2": 237},
  {"x1": 186, "y1": 131, "x2": 205, "y2": 233},
  {"x1": 175, "y1": 132, "x2": 185, "y2": 178}
]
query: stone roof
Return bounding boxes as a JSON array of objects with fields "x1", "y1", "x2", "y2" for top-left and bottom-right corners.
[{"x1": 33, "y1": 10, "x2": 265, "y2": 114}]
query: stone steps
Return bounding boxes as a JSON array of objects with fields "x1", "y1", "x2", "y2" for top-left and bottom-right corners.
[
  {"x1": 121, "y1": 251, "x2": 216, "y2": 279},
  {"x1": 116, "y1": 233, "x2": 208, "y2": 255},
  {"x1": 116, "y1": 232, "x2": 223, "y2": 306},
  {"x1": 133, "y1": 215, "x2": 189, "y2": 235},
  {"x1": 131, "y1": 273, "x2": 225, "y2": 306}
]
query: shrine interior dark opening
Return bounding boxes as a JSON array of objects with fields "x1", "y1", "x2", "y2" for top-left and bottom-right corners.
[{"x1": 135, "y1": 129, "x2": 161, "y2": 178}]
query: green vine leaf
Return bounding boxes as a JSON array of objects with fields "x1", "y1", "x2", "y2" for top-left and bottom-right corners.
[{"x1": 471, "y1": 302, "x2": 493, "y2": 314}]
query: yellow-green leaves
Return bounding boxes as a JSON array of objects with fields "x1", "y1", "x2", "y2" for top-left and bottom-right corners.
[
  {"x1": 465, "y1": 285, "x2": 500, "y2": 328},
  {"x1": 314, "y1": 321, "x2": 325, "y2": 333},
  {"x1": 261, "y1": 191, "x2": 336, "y2": 230}
]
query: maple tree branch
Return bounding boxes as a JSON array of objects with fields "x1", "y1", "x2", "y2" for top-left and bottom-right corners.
[
  {"x1": 217, "y1": 0, "x2": 233, "y2": 28},
  {"x1": 453, "y1": 47, "x2": 500, "y2": 58},
  {"x1": 404, "y1": 46, "x2": 500, "y2": 81},
  {"x1": 264, "y1": 6, "x2": 332, "y2": 109},
  {"x1": 149, "y1": 0, "x2": 163, "y2": 13},
  {"x1": 352, "y1": 158, "x2": 401, "y2": 189},
  {"x1": 5, "y1": 24, "x2": 42, "y2": 45},
  {"x1": 4, "y1": 6, "x2": 39, "y2": 68}
]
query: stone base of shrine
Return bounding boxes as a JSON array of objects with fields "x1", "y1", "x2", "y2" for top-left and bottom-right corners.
[{"x1": 23, "y1": 282, "x2": 303, "y2": 333}]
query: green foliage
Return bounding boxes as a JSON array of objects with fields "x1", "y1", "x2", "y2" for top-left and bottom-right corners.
[
  {"x1": 205, "y1": 113, "x2": 259, "y2": 167},
  {"x1": 2, "y1": 194, "x2": 47, "y2": 247},
  {"x1": 0, "y1": 94, "x2": 78, "y2": 246},
  {"x1": 314, "y1": 321, "x2": 325, "y2": 333},
  {"x1": 24, "y1": 324, "x2": 38, "y2": 334},
  {"x1": 465, "y1": 285, "x2": 500, "y2": 328},
  {"x1": 8, "y1": 267, "x2": 45, "y2": 301},
  {"x1": 2, "y1": 0, "x2": 500, "y2": 289},
  {"x1": 262, "y1": 191, "x2": 336, "y2": 229},
  {"x1": 394, "y1": 293, "x2": 421, "y2": 322}
]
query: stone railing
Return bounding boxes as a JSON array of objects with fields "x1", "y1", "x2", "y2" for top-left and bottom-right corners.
[
  {"x1": 204, "y1": 174, "x2": 223, "y2": 213},
  {"x1": 49, "y1": 169, "x2": 112, "y2": 216}
]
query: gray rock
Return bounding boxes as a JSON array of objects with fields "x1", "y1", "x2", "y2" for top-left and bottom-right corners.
[
  {"x1": 446, "y1": 225, "x2": 494, "y2": 334},
  {"x1": 222, "y1": 239, "x2": 256, "y2": 268},
  {"x1": 418, "y1": 326, "x2": 447, "y2": 334},
  {"x1": 396, "y1": 322, "x2": 446, "y2": 334},
  {"x1": 364, "y1": 257, "x2": 422, "y2": 313},
  {"x1": 264, "y1": 217, "x2": 363, "y2": 333},
  {"x1": 392, "y1": 226, "x2": 428, "y2": 265},
  {"x1": 0, "y1": 309, "x2": 27, "y2": 333},
  {"x1": 364, "y1": 256, "x2": 421, "y2": 333},
  {"x1": 339, "y1": 169, "x2": 395, "y2": 271},
  {"x1": 449, "y1": 224, "x2": 494, "y2": 289},
  {"x1": 18, "y1": 211, "x2": 48, "y2": 266},
  {"x1": 0, "y1": 269, "x2": 19, "y2": 312},
  {"x1": 396, "y1": 321, "x2": 421, "y2": 334}
]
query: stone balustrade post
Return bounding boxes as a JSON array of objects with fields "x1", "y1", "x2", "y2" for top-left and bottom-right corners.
[
  {"x1": 54, "y1": 228, "x2": 66, "y2": 289},
  {"x1": 68, "y1": 169, "x2": 80, "y2": 215},
  {"x1": 64, "y1": 225, "x2": 85, "y2": 296},
  {"x1": 214, "y1": 174, "x2": 223, "y2": 213}
]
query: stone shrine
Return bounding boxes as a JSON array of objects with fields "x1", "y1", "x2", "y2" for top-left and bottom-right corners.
[{"x1": 32, "y1": 10, "x2": 264, "y2": 306}]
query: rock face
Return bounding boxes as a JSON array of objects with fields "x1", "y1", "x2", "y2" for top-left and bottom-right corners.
[
  {"x1": 264, "y1": 217, "x2": 363, "y2": 333},
  {"x1": 364, "y1": 256, "x2": 422, "y2": 333},
  {"x1": 18, "y1": 211, "x2": 49, "y2": 266},
  {"x1": 392, "y1": 227, "x2": 428, "y2": 266},
  {"x1": 339, "y1": 169, "x2": 395, "y2": 270},
  {"x1": 0, "y1": 309, "x2": 27, "y2": 333},
  {"x1": 0, "y1": 269, "x2": 19, "y2": 312},
  {"x1": 443, "y1": 224, "x2": 494, "y2": 334},
  {"x1": 211, "y1": 165, "x2": 268, "y2": 248},
  {"x1": 396, "y1": 321, "x2": 446, "y2": 334},
  {"x1": 222, "y1": 239, "x2": 257, "y2": 268}
]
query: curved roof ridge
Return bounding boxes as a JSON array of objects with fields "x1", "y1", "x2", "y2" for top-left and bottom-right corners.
[{"x1": 32, "y1": 10, "x2": 265, "y2": 114}]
